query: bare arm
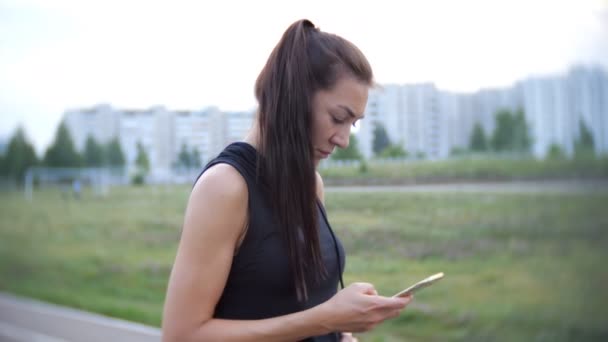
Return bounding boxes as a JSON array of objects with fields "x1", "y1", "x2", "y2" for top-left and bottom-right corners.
[{"x1": 162, "y1": 165, "x2": 411, "y2": 342}]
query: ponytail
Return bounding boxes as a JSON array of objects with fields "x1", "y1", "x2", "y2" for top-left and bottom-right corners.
[{"x1": 254, "y1": 19, "x2": 373, "y2": 301}]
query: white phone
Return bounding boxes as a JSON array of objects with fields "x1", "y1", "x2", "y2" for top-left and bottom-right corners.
[{"x1": 392, "y1": 272, "x2": 444, "y2": 298}]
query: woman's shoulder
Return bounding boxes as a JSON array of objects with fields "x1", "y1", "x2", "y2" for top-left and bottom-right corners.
[{"x1": 191, "y1": 163, "x2": 248, "y2": 206}]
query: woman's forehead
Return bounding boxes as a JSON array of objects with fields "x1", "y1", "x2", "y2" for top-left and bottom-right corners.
[{"x1": 315, "y1": 77, "x2": 369, "y2": 115}]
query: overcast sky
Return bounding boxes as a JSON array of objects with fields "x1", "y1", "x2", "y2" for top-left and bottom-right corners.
[{"x1": 1, "y1": 0, "x2": 607, "y2": 153}]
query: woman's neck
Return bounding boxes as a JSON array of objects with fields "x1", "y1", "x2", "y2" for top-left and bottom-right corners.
[{"x1": 244, "y1": 122, "x2": 260, "y2": 149}]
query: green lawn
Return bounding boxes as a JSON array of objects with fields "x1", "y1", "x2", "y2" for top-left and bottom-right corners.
[
  {"x1": 319, "y1": 156, "x2": 608, "y2": 185},
  {"x1": 1, "y1": 185, "x2": 607, "y2": 341}
]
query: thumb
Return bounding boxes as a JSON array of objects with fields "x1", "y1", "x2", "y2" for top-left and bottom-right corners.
[{"x1": 352, "y1": 282, "x2": 377, "y2": 295}]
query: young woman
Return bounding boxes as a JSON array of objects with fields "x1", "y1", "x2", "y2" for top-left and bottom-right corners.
[{"x1": 162, "y1": 19, "x2": 413, "y2": 342}]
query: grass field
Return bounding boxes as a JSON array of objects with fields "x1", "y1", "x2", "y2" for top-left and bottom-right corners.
[
  {"x1": 1, "y1": 185, "x2": 607, "y2": 341},
  {"x1": 319, "y1": 156, "x2": 608, "y2": 185}
]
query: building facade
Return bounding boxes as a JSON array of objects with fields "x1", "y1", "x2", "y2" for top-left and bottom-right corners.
[
  {"x1": 360, "y1": 65, "x2": 607, "y2": 159},
  {"x1": 62, "y1": 105, "x2": 254, "y2": 182}
]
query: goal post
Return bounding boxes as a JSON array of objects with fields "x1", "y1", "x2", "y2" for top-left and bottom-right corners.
[{"x1": 24, "y1": 167, "x2": 126, "y2": 201}]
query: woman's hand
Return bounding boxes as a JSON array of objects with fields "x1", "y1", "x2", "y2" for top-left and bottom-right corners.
[{"x1": 318, "y1": 282, "x2": 413, "y2": 333}]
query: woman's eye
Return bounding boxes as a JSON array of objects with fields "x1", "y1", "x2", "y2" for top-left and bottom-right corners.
[{"x1": 331, "y1": 116, "x2": 345, "y2": 124}]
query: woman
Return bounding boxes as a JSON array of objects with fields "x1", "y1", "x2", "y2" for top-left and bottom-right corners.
[{"x1": 162, "y1": 19, "x2": 412, "y2": 342}]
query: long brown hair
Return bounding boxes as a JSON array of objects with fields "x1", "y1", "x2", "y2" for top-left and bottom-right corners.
[{"x1": 254, "y1": 19, "x2": 373, "y2": 301}]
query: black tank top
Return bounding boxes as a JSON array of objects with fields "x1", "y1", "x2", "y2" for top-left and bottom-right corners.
[{"x1": 197, "y1": 142, "x2": 345, "y2": 341}]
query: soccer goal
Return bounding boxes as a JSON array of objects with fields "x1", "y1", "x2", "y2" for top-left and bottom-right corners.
[{"x1": 23, "y1": 167, "x2": 126, "y2": 201}]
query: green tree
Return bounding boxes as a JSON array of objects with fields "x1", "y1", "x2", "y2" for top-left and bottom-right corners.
[
  {"x1": 135, "y1": 141, "x2": 150, "y2": 174},
  {"x1": 191, "y1": 147, "x2": 202, "y2": 169},
  {"x1": 469, "y1": 121, "x2": 487, "y2": 152},
  {"x1": 332, "y1": 134, "x2": 363, "y2": 160},
  {"x1": 379, "y1": 144, "x2": 408, "y2": 158},
  {"x1": 178, "y1": 143, "x2": 191, "y2": 168},
  {"x1": 574, "y1": 119, "x2": 595, "y2": 159},
  {"x1": 546, "y1": 143, "x2": 565, "y2": 160},
  {"x1": 84, "y1": 135, "x2": 105, "y2": 167},
  {"x1": 372, "y1": 122, "x2": 391, "y2": 156},
  {"x1": 491, "y1": 108, "x2": 530, "y2": 153},
  {"x1": 0, "y1": 142, "x2": 7, "y2": 176},
  {"x1": 491, "y1": 109, "x2": 515, "y2": 151},
  {"x1": 105, "y1": 138, "x2": 125, "y2": 167},
  {"x1": 3, "y1": 127, "x2": 39, "y2": 183},
  {"x1": 450, "y1": 147, "x2": 467, "y2": 157},
  {"x1": 43, "y1": 121, "x2": 81, "y2": 167},
  {"x1": 513, "y1": 108, "x2": 532, "y2": 152}
]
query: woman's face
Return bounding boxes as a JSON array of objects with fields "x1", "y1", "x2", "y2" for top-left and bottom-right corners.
[{"x1": 310, "y1": 75, "x2": 369, "y2": 166}]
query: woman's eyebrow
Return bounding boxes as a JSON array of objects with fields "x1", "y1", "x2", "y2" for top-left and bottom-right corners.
[{"x1": 338, "y1": 105, "x2": 365, "y2": 119}]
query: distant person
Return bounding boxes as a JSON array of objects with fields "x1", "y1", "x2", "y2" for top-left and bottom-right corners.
[{"x1": 162, "y1": 19, "x2": 412, "y2": 342}]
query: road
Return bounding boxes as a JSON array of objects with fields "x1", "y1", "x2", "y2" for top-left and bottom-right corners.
[{"x1": 0, "y1": 292, "x2": 161, "y2": 342}]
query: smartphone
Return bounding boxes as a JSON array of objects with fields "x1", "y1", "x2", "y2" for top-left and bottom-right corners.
[{"x1": 392, "y1": 272, "x2": 444, "y2": 298}]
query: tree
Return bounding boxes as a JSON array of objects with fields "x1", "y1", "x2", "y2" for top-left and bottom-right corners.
[
  {"x1": 450, "y1": 147, "x2": 467, "y2": 157},
  {"x1": 3, "y1": 127, "x2": 38, "y2": 183},
  {"x1": 177, "y1": 143, "x2": 191, "y2": 168},
  {"x1": 379, "y1": 144, "x2": 408, "y2": 158},
  {"x1": 512, "y1": 108, "x2": 532, "y2": 152},
  {"x1": 469, "y1": 121, "x2": 487, "y2": 152},
  {"x1": 490, "y1": 108, "x2": 531, "y2": 153},
  {"x1": 105, "y1": 138, "x2": 125, "y2": 167},
  {"x1": 135, "y1": 141, "x2": 150, "y2": 174},
  {"x1": 44, "y1": 121, "x2": 81, "y2": 167},
  {"x1": 546, "y1": 143, "x2": 565, "y2": 160},
  {"x1": 372, "y1": 122, "x2": 391, "y2": 156},
  {"x1": 191, "y1": 147, "x2": 202, "y2": 169},
  {"x1": 574, "y1": 119, "x2": 595, "y2": 159},
  {"x1": 332, "y1": 134, "x2": 363, "y2": 160},
  {"x1": 84, "y1": 135, "x2": 105, "y2": 167},
  {"x1": 491, "y1": 109, "x2": 515, "y2": 151}
]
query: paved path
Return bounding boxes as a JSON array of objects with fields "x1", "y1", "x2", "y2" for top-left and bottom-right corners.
[
  {"x1": 0, "y1": 292, "x2": 161, "y2": 342},
  {"x1": 326, "y1": 179, "x2": 608, "y2": 194}
]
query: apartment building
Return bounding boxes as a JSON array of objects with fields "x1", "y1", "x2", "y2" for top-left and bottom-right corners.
[{"x1": 361, "y1": 66, "x2": 607, "y2": 159}]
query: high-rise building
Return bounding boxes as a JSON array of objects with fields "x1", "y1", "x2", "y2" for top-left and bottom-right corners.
[
  {"x1": 222, "y1": 111, "x2": 254, "y2": 147},
  {"x1": 64, "y1": 104, "x2": 120, "y2": 152},
  {"x1": 362, "y1": 84, "x2": 449, "y2": 159},
  {"x1": 174, "y1": 107, "x2": 223, "y2": 166},
  {"x1": 58, "y1": 66, "x2": 605, "y2": 177},
  {"x1": 360, "y1": 65, "x2": 607, "y2": 159},
  {"x1": 517, "y1": 66, "x2": 608, "y2": 157},
  {"x1": 61, "y1": 104, "x2": 255, "y2": 182},
  {"x1": 567, "y1": 66, "x2": 608, "y2": 156},
  {"x1": 119, "y1": 106, "x2": 174, "y2": 181}
]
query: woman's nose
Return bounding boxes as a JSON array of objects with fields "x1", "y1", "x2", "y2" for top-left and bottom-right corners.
[{"x1": 331, "y1": 129, "x2": 350, "y2": 149}]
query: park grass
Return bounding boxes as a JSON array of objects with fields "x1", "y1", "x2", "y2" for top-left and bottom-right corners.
[
  {"x1": 0, "y1": 185, "x2": 607, "y2": 341},
  {"x1": 319, "y1": 156, "x2": 608, "y2": 185}
]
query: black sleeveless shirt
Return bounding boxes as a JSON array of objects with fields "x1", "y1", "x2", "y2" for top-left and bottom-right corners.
[{"x1": 197, "y1": 142, "x2": 345, "y2": 341}]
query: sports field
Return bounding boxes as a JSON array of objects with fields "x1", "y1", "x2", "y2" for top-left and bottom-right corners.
[{"x1": 0, "y1": 185, "x2": 607, "y2": 341}]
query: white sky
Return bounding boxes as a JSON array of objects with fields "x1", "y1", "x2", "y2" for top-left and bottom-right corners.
[{"x1": 1, "y1": 0, "x2": 607, "y2": 153}]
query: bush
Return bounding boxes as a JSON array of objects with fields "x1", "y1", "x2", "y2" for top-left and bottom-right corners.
[
  {"x1": 131, "y1": 173, "x2": 145, "y2": 186},
  {"x1": 546, "y1": 144, "x2": 566, "y2": 160},
  {"x1": 359, "y1": 160, "x2": 369, "y2": 174}
]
